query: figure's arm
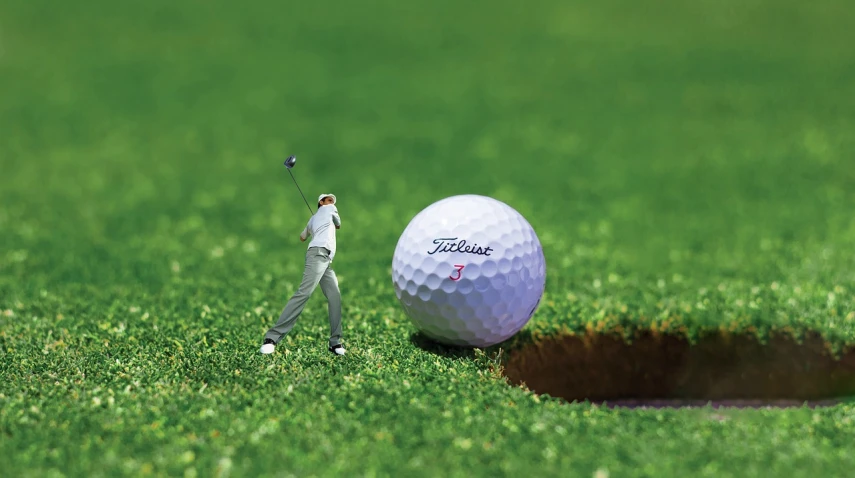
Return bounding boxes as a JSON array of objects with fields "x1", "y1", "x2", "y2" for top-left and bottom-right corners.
[
  {"x1": 300, "y1": 225, "x2": 309, "y2": 242},
  {"x1": 332, "y1": 207, "x2": 341, "y2": 229}
]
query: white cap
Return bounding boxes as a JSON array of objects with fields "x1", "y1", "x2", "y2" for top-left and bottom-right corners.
[{"x1": 317, "y1": 193, "x2": 336, "y2": 205}]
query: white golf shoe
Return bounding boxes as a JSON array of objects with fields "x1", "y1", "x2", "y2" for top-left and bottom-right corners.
[{"x1": 259, "y1": 339, "x2": 276, "y2": 354}]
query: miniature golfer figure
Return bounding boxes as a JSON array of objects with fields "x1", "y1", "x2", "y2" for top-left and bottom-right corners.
[{"x1": 260, "y1": 193, "x2": 345, "y2": 355}]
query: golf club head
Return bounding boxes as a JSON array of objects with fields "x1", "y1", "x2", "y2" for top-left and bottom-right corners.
[{"x1": 284, "y1": 155, "x2": 296, "y2": 169}]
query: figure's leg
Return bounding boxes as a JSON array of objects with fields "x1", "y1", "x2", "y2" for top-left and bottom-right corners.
[
  {"x1": 318, "y1": 265, "x2": 343, "y2": 347},
  {"x1": 264, "y1": 248, "x2": 330, "y2": 343}
]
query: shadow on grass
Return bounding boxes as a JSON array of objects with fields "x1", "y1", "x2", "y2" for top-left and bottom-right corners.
[
  {"x1": 503, "y1": 330, "x2": 855, "y2": 408},
  {"x1": 409, "y1": 332, "x2": 481, "y2": 360}
]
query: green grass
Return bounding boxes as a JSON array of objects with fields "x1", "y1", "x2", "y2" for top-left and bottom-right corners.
[{"x1": 2, "y1": 0, "x2": 855, "y2": 476}]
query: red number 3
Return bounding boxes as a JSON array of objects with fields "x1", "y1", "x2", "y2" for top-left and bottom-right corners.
[{"x1": 449, "y1": 264, "x2": 465, "y2": 281}]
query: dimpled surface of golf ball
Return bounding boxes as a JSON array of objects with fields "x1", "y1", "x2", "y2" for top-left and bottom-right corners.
[{"x1": 391, "y1": 194, "x2": 546, "y2": 347}]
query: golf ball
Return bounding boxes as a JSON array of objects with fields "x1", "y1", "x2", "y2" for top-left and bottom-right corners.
[{"x1": 391, "y1": 194, "x2": 546, "y2": 347}]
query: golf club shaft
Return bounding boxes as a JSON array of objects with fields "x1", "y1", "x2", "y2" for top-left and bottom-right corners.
[{"x1": 288, "y1": 169, "x2": 314, "y2": 215}]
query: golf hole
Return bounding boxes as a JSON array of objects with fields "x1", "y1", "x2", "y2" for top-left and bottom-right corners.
[{"x1": 502, "y1": 331, "x2": 855, "y2": 408}]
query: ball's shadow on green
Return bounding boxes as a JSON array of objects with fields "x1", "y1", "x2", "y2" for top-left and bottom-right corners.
[{"x1": 409, "y1": 332, "x2": 482, "y2": 359}]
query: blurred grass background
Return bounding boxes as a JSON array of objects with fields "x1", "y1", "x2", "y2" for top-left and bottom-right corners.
[{"x1": 2, "y1": 0, "x2": 855, "y2": 293}]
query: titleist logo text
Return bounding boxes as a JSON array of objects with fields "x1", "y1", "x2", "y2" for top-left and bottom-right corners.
[{"x1": 427, "y1": 238, "x2": 493, "y2": 256}]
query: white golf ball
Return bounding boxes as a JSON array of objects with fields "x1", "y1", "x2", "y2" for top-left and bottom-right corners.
[{"x1": 391, "y1": 194, "x2": 546, "y2": 347}]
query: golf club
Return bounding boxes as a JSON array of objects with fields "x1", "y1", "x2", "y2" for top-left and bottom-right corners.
[{"x1": 283, "y1": 155, "x2": 314, "y2": 216}]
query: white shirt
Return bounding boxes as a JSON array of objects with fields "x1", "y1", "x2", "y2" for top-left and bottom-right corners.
[{"x1": 300, "y1": 204, "x2": 341, "y2": 261}]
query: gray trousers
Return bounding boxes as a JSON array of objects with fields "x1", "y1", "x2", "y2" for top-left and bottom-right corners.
[{"x1": 265, "y1": 246, "x2": 342, "y2": 347}]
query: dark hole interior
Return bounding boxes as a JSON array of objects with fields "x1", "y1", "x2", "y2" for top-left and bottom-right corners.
[{"x1": 502, "y1": 331, "x2": 855, "y2": 408}]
